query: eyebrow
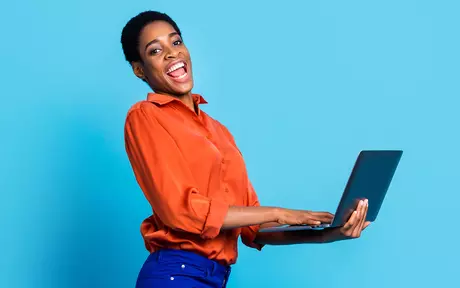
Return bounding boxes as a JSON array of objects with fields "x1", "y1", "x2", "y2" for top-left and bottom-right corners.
[{"x1": 144, "y1": 32, "x2": 180, "y2": 51}]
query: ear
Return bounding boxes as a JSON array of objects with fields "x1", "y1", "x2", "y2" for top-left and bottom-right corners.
[{"x1": 131, "y1": 62, "x2": 146, "y2": 80}]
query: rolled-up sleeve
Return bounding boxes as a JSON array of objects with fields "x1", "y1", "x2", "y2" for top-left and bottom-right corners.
[
  {"x1": 124, "y1": 104, "x2": 229, "y2": 239},
  {"x1": 240, "y1": 181, "x2": 265, "y2": 250}
]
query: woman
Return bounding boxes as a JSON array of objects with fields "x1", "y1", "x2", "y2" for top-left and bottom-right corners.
[{"x1": 121, "y1": 11, "x2": 370, "y2": 288}]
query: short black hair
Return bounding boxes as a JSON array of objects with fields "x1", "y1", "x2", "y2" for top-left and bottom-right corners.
[{"x1": 121, "y1": 11, "x2": 182, "y2": 63}]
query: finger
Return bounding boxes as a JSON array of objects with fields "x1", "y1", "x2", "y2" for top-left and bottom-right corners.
[
  {"x1": 362, "y1": 200, "x2": 369, "y2": 227},
  {"x1": 356, "y1": 200, "x2": 368, "y2": 234},
  {"x1": 358, "y1": 200, "x2": 367, "y2": 224},
  {"x1": 357, "y1": 200, "x2": 367, "y2": 229},
  {"x1": 309, "y1": 212, "x2": 334, "y2": 223},
  {"x1": 308, "y1": 211, "x2": 334, "y2": 220},
  {"x1": 303, "y1": 218, "x2": 323, "y2": 225},
  {"x1": 309, "y1": 211, "x2": 334, "y2": 218},
  {"x1": 351, "y1": 201, "x2": 365, "y2": 237},
  {"x1": 300, "y1": 215, "x2": 323, "y2": 225},
  {"x1": 302, "y1": 212, "x2": 333, "y2": 224},
  {"x1": 362, "y1": 221, "x2": 371, "y2": 230},
  {"x1": 341, "y1": 210, "x2": 357, "y2": 234},
  {"x1": 348, "y1": 200, "x2": 362, "y2": 235}
]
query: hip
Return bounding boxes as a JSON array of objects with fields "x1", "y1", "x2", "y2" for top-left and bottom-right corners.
[{"x1": 136, "y1": 248, "x2": 232, "y2": 288}]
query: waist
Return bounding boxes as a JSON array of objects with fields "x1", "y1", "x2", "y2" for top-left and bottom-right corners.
[
  {"x1": 142, "y1": 217, "x2": 240, "y2": 265},
  {"x1": 148, "y1": 248, "x2": 231, "y2": 278}
]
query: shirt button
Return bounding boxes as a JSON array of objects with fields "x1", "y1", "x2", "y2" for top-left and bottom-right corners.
[
  {"x1": 170, "y1": 277, "x2": 174, "y2": 281},
  {"x1": 181, "y1": 264, "x2": 185, "y2": 269},
  {"x1": 225, "y1": 187, "x2": 229, "y2": 193},
  {"x1": 221, "y1": 159, "x2": 225, "y2": 164}
]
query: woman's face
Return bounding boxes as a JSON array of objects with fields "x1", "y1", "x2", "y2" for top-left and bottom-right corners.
[{"x1": 133, "y1": 21, "x2": 193, "y2": 96}]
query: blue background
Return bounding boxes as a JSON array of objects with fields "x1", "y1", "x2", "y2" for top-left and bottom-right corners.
[{"x1": 1, "y1": 0, "x2": 459, "y2": 287}]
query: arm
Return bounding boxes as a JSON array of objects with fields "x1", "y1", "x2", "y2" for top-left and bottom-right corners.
[
  {"x1": 254, "y1": 199, "x2": 372, "y2": 245},
  {"x1": 125, "y1": 105, "x2": 228, "y2": 239},
  {"x1": 227, "y1": 184, "x2": 334, "y2": 248},
  {"x1": 124, "y1": 104, "x2": 284, "y2": 239},
  {"x1": 222, "y1": 206, "x2": 279, "y2": 230},
  {"x1": 237, "y1": 180, "x2": 334, "y2": 248},
  {"x1": 254, "y1": 229, "x2": 326, "y2": 245},
  {"x1": 216, "y1": 123, "x2": 333, "y2": 248}
]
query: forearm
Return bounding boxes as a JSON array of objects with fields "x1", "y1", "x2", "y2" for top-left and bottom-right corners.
[
  {"x1": 221, "y1": 206, "x2": 278, "y2": 230},
  {"x1": 254, "y1": 229, "x2": 325, "y2": 245},
  {"x1": 253, "y1": 227, "x2": 353, "y2": 245},
  {"x1": 321, "y1": 229, "x2": 350, "y2": 243}
]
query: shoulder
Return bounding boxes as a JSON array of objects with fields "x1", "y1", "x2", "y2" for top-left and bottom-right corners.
[
  {"x1": 202, "y1": 112, "x2": 236, "y2": 144},
  {"x1": 203, "y1": 112, "x2": 231, "y2": 134},
  {"x1": 125, "y1": 100, "x2": 159, "y2": 122}
]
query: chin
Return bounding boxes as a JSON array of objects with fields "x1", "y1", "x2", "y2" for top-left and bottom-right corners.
[{"x1": 170, "y1": 81, "x2": 194, "y2": 96}]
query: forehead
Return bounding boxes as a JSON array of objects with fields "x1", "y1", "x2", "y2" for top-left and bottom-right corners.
[{"x1": 139, "y1": 21, "x2": 178, "y2": 45}]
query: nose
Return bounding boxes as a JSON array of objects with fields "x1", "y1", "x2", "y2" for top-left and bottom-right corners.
[{"x1": 164, "y1": 46, "x2": 179, "y2": 59}]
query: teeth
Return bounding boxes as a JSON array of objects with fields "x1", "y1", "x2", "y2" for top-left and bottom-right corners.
[
  {"x1": 176, "y1": 72, "x2": 188, "y2": 79},
  {"x1": 167, "y1": 62, "x2": 185, "y2": 74}
]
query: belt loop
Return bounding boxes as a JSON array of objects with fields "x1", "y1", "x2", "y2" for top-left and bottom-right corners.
[
  {"x1": 210, "y1": 260, "x2": 218, "y2": 276},
  {"x1": 156, "y1": 250, "x2": 162, "y2": 261}
]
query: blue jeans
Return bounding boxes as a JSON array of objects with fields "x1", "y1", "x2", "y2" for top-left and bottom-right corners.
[{"x1": 136, "y1": 249, "x2": 231, "y2": 288}]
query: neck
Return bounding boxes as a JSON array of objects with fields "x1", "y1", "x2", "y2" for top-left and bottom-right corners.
[
  {"x1": 176, "y1": 92, "x2": 194, "y2": 111},
  {"x1": 155, "y1": 91, "x2": 196, "y2": 113}
]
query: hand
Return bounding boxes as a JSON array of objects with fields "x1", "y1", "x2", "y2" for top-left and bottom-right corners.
[
  {"x1": 275, "y1": 208, "x2": 334, "y2": 226},
  {"x1": 333, "y1": 199, "x2": 371, "y2": 239},
  {"x1": 320, "y1": 199, "x2": 371, "y2": 243}
]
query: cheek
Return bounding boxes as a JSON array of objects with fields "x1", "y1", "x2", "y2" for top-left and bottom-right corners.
[
  {"x1": 146, "y1": 62, "x2": 165, "y2": 81},
  {"x1": 180, "y1": 46, "x2": 191, "y2": 59},
  {"x1": 182, "y1": 50, "x2": 193, "y2": 71},
  {"x1": 185, "y1": 50, "x2": 192, "y2": 62}
]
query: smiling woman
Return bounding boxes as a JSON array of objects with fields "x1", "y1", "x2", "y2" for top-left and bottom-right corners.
[{"x1": 120, "y1": 10, "x2": 370, "y2": 288}]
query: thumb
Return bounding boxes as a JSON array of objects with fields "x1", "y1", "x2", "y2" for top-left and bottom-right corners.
[{"x1": 362, "y1": 221, "x2": 371, "y2": 230}]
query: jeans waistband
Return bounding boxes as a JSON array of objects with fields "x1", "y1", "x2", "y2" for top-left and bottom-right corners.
[{"x1": 148, "y1": 249, "x2": 231, "y2": 278}]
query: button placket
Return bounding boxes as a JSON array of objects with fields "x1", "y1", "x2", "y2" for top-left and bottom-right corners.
[{"x1": 221, "y1": 156, "x2": 228, "y2": 193}]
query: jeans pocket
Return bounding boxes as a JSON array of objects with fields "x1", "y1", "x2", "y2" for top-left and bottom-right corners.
[
  {"x1": 163, "y1": 261, "x2": 207, "y2": 279},
  {"x1": 140, "y1": 261, "x2": 207, "y2": 280}
]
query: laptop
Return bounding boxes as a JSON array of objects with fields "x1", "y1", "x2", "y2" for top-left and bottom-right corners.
[{"x1": 258, "y1": 150, "x2": 403, "y2": 233}]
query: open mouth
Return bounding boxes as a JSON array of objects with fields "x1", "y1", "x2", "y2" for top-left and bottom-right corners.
[{"x1": 166, "y1": 61, "x2": 188, "y2": 80}]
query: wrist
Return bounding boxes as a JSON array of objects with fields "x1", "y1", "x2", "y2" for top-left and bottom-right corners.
[
  {"x1": 322, "y1": 228, "x2": 349, "y2": 243},
  {"x1": 267, "y1": 207, "x2": 281, "y2": 223}
]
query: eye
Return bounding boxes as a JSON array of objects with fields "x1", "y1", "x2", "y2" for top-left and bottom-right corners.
[
  {"x1": 150, "y1": 48, "x2": 161, "y2": 55},
  {"x1": 173, "y1": 40, "x2": 182, "y2": 46}
]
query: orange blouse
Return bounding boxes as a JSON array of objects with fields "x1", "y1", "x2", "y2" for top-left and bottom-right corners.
[{"x1": 124, "y1": 93, "x2": 263, "y2": 265}]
